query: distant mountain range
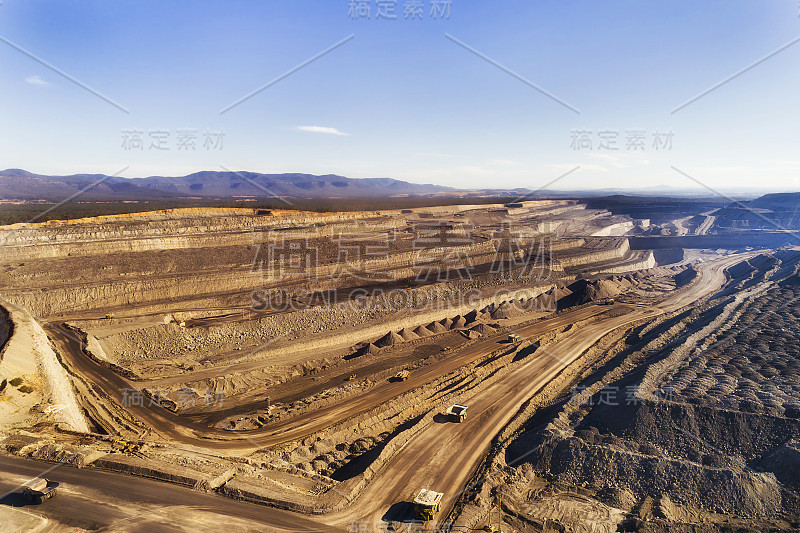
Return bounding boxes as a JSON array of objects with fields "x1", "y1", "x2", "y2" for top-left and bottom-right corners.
[
  {"x1": 0, "y1": 168, "x2": 794, "y2": 202},
  {"x1": 0, "y1": 169, "x2": 454, "y2": 201}
]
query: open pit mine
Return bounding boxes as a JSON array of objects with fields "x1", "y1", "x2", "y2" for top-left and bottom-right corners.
[{"x1": 1, "y1": 198, "x2": 799, "y2": 532}]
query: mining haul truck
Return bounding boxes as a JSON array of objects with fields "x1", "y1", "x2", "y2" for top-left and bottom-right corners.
[
  {"x1": 21, "y1": 477, "x2": 59, "y2": 504},
  {"x1": 446, "y1": 404, "x2": 468, "y2": 422},
  {"x1": 414, "y1": 488, "x2": 443, "y2": 521}
]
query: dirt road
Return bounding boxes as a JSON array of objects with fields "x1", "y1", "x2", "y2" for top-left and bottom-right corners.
[
  {"x1": 326, "y1": 308, "x2": 650, "y2": 529},
  {"x1": 0, "y1": 455, "x2": 343, "y2": 532},
  {"x1": 320, "y1": 252, "x2": 752, "y2": 529}
]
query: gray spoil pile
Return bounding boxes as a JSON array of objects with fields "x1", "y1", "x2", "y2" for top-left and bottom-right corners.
[
  {"x1": 412, "y1": 325, "x2": 434, "y2": 337},
  {"x1": 353, "y1": 343, "x2": 381, "y2": 357},
  {"x1": 396, "y1": 328, "x2": 418, "y2": 341},
  {"x1": 427, "y1": 321, "x2": 448, "y2": 333},
  {"x1": 491, "y1": 301, "x2": 525, "y2": 319},
  {"x1": 451, "y1": 315, "x2": 467, "y2": 329},
  {"x1": 468, "y1": 323, "x2": 497, "y2": 336},
  {"x1": 569, "y1": 279, "x2": 623, "y2": 305},
  {"x1": 374, "y1": 331, "x2": 404, "y2": 348}
]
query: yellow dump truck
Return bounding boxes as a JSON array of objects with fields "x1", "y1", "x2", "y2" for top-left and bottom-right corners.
[
  {"x1": 508, "y1": 333, "x2": 521, "y2": 343},
  {"x1": 413, "y1": 488, "x2": 443, "y2": 521},
  {"x1": 598, "y1": 297, "x2": 615, "y2": 305},
  {"x1": 393, "y1": 370, "x2": 410, "y2": 382}
]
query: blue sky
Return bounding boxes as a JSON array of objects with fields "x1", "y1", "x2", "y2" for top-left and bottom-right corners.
[{"x1": 1, "y1": 0, "x2": 799, "y2": 191}]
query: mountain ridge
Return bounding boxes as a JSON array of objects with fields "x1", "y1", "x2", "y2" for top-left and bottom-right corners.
[{"x1": 0, "y1": 169, "x2": 454, "y2": 200}]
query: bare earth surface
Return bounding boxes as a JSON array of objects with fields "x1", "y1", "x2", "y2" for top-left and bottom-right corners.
[{"x1": 1, "y1": 202, "x2": 798, "y2": 532}]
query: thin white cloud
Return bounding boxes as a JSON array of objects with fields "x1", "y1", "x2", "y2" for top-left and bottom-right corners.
[
  {"x1": 586, "y1": 153, "x2": 620, "y2": 162},
  {"x1": 458, "y1": 165, "x2": 494, "y2": 175},
  {"x1": 25, "y1": 75, "x2": 49, "y2": 86},
  {"x1": 414, "y1": 165, "x2": 496, "y2": 183},
  {"x1": 767, "y1": 160, "x2": 800, "y2": 170},
  {"x1": 549, "y1": 163, "x2": 608, "y2": 173},
  {"x1": 296, "y1": 125, "x2": 350, "y2": 136},
  {"x1": 413, "y1": 152, "x2": 456, "y2": 158},
  {"x1": 585, "y1": 153, "x2": 650, "y2": 168}
]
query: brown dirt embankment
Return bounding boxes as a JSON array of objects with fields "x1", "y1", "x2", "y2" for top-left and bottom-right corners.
[{"x1": 0, "y1": 300, "x2": 88, "y2": 432}]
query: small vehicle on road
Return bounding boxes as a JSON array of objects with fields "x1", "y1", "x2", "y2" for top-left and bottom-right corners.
[
  {"x1": 598, "y1": 297, "x2": 615, "y2": 305},
  {"x1": 21, "y1": 477, "x2": 59, "y2": 504}
]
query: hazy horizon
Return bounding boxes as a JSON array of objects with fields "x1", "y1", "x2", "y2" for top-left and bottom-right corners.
[{"x1": 3, "y1": 166, "x2": 800, "y2": 197}]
